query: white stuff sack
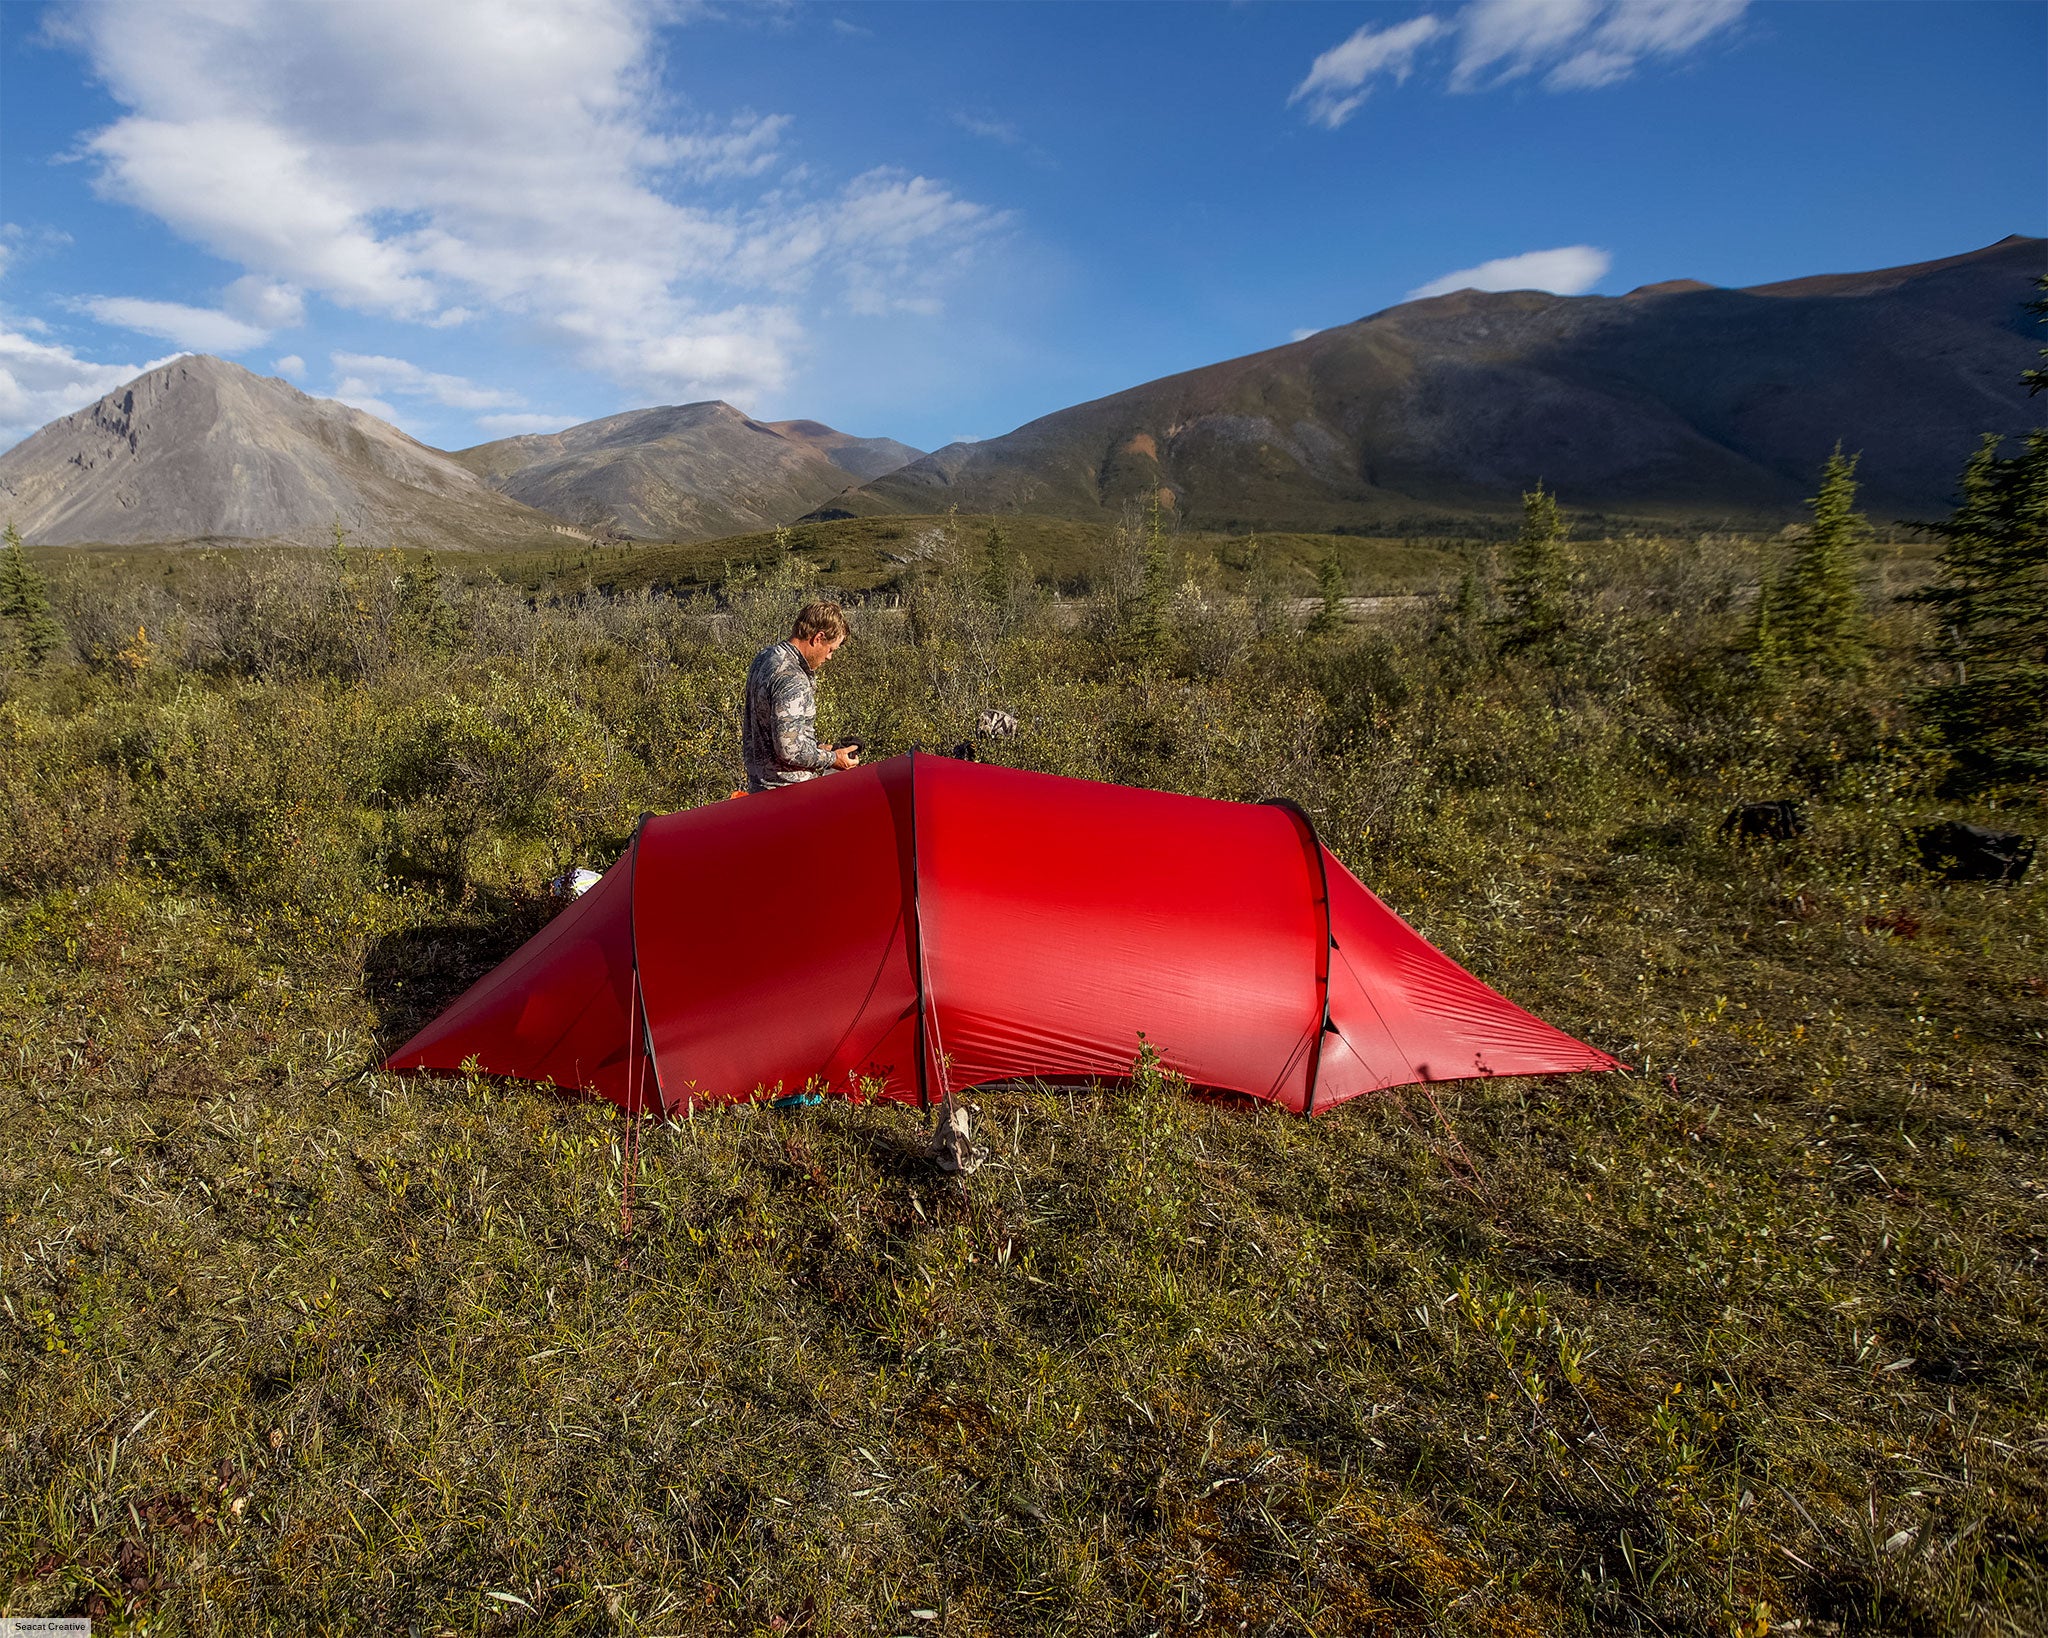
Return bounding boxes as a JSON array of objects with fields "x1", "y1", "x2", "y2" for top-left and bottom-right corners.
[{"x1": 550, "y1": 867, "x2": 603, "y2": 900}]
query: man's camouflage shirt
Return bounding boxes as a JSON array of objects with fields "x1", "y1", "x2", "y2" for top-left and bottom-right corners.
[{"x1": 741, "y1": 639, "x2": 837, "y2": 792}]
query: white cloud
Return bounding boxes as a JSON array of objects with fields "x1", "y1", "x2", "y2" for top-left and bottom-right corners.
[
  {"x1": 1289, "y1": 16, "x2": 1445, "y2": 130},
  {"x1": 476, "y1": 411, "x2": 579, "y2": 436},
  {"x1": 831, "y1": 18, "x2": 872, "y2": 38},
  {"x1": 0, "y1": 328, "x2": 175, "y2": 447},
  {"x1": 953, "y1": 111, "x2": 1022, "y2": 146},
  {"x1": 665, "y1": 113, "x2": 792, "y2": 182},
  {"x1": 0, "y1": 224, "x2": 77, "y2": 284},
  {"x1": 1454, "y1": 0, "x2": 1744, "y2": 90},
  {"x1": 1408, "y1": 244, "x2": 1612, "y2": 299},
  {"x1": 79, "y1": 296, "x2": 271, "y2": 352},
  {"x1": 1291, "y1": 327, "x2": 1321, "y2": 342},
  {"x1": 1451, "y1": 0, "x2": 1601, "y2": 90},
  {"x1": 225, "y1": 276, "x2": 305, "y2": 329},
  {"x1": 827, "y1": 169, "x2": 999, "y2": 318},
  {"x1": 330, "y1": 351, "x2": 524, "y2": 411},
  {"x1": 52, "y1": 1, "x2": 1004, "y2": 408},
  {"x1": 1546, "y1": 0, "x2": 1748, "y2": 88},
  {"x1": 75, "y1": 272, "x2": 306, "y2": 355},
  {"x1": 1292, "y1": 0, "x2": 1746, "y2": 122},
  {"x1": 273, "y1": 354, "x2": 306, "y2": 377},
  {"x1": 84, "y1": 115, "x2": 444, "y2": 317}
]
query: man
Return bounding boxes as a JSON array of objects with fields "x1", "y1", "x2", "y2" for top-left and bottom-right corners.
[{"x1": 742, "y1": 601, "x2": 861, "y2": 792}]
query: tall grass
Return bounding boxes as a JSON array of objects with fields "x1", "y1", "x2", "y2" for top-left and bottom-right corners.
[{"x1": 0, "y1": 525, "x2": 2041, "y2": 1635}]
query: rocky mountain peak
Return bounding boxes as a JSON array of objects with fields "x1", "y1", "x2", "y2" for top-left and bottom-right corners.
[{"x1": 0, "y1": 354, "x2": 560, "y2": 549}]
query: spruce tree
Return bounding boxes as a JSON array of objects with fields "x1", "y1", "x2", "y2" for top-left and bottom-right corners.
[
  {"x1": 1449, "y1": 567, "x2": 1482, "y2": 628},
  {"x1": 1128, "y1": 498, "x2": 1172, "y2": 652},
  {"x1": 1754, "y1": 446, "x2": 1868, "y2": 675},
  {"x1": 395, "y1": 553, "x2": 462, "y2": 653},
  {"x1": 1908, "y1": 429, "x2": 2048, "y2": 787},
  {"x1": 2022, "y1": 275, "x2": 2047, "y2": 398},
  {"x1": 1428, "y1": 568, "x2": 1491, "y2": 684},
  {"x1": 0, "y1": 523, "x2": 64, "y2": 667},
  {"x1": 1494, "y1": 483, "x2": 1572, "y2": 653},
  {"x1": 980, "y1": 524, "x2": 1014, "y2": 612},
  {"x1": 1307, "y1": 550, "x2": 1346, "y2": 637}
]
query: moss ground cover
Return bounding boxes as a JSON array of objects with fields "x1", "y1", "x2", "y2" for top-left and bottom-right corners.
[{"x1": 0, "y1": 521, "x2": 2041, "y2": 1634}]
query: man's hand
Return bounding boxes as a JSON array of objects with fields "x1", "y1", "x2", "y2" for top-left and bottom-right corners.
[{"x1": 829, "y1": 742, "x2": 860, "y2": 770}]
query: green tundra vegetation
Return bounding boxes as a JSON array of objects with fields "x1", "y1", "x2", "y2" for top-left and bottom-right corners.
[{"x1": 0, "y1": 444, "x2": 2043, "y2": 1636}]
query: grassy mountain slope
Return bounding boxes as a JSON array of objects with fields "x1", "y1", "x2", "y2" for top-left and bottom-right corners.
[
  {"x1": 451, "y1": 403, "x2": 921, "y2": 542},
  {"x1": 821, "y1": 237, "x2": 2044, "y2": 532}
]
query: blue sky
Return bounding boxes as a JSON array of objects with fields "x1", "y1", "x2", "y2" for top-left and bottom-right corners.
[{"x1": 1, "y1": 1, "x2": 2041, "y2": 454}]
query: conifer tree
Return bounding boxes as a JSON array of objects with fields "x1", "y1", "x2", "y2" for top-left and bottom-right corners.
[
  {"x1": 1449, "y1": 567, "x2": 1482, "y2": 627},
  {"x1": 1241, "y1": 533, "x2": 1286, "y2": 633},
  {"x1": 1128, "y1": 497, "x2": 1173, "y2": 651},
  {"x1": 325, "y1": 518, "x2": 360, "y2": 615},
  {"x1": 980, "y1": 523, "x2": 1015, "y2": 612},
  {"x1": 0, "y1": 523, "x2": 64, "y2": 667},
  {"x1": 2022, "y1": 275, "x2": 2048, "y2": 398},
  {"x1": 1908, "y1": 429, "x2": 2048, "y2": 787},
  {"x1": 1494, "y1": 483, "x2": 1572, "y2": 652},
  {"x1": 1307, "y1": 550, "x2": 1346, "y2": 637},
  {"x1": 1754, "y1": 446, "x2": 1868, "y2": 675},
  {"x1": 395, "y1": 553, "x2": 462, "y2": 653},
  {"x1": 1427, "y1": 567, "x2": 1491, "y2": 685}
]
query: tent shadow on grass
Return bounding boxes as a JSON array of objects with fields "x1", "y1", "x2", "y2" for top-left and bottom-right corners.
[{"x1": 363, "y1": 894, "x2": 558, "y2": 1057}]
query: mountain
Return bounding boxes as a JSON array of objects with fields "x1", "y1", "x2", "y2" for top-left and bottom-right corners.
[
  {"x1": 814, "y1": 236, "x2": 2046, "y2": 530},
  {"x1": 450, "y1": 403, "x2": 922, "y2": 541},
  {"x1": 0, "y1": 355, "x2": 566, "y2": 550},
  {"x1": 8, "y1": 240, "x2": 2034, "y2": 550}
]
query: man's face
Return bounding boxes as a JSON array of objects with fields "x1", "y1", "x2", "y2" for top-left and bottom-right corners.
[{"x1": 795, "y1": 631, "x2": 844, "y2": 671}]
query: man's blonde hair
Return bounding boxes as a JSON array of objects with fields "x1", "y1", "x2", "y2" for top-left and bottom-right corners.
[{"x1": 792, "y1": 600, "x2": 849, "y2": 643}]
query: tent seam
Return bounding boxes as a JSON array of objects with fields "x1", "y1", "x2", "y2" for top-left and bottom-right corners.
[
  {"x1": 1335, "y1": 938, "x2": 1415, "y2": 1081},
  {"x1": 1262, "y1": 798, "x2": 1334, "y2": 1115},
  {"x1": 626, "y1": 814, "x2": 667, "y2": 1117},
  {"x1": 905, "y1": 754, "x2": 933, "y2": 1111}
]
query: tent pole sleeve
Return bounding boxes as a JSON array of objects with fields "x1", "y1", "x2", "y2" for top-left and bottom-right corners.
[
  {"x1": 1262, "y1": 799, "x2": 1333, "y2": 1115},
  {"x1": 905, "y1": 755, "x2": 932, "y2": 1112},
  {"x1": 626, "y1": 813, "x2": 666, "y2": 1117},
  {"x1": 627, "y1": 970, "x2": 641, "y2": 1116},
  {"x1": 640, "y1": 985, "x2": 666, "y2": 1115}
]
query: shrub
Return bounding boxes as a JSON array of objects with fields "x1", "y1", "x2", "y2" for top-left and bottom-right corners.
[
  {"x1": 0, "y1": 700, "x2": 132, "y2": 894},
  {"x1": 379, "y1": 674, "x2": 648, "y2": 888}
]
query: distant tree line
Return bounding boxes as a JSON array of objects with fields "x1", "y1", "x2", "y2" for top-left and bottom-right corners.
[{"x1": 1470, "y1": 275, "x2": 2048, "y2": 792}]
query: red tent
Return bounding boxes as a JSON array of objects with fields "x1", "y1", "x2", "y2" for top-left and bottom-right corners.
[{"x1": 384, "y1": 755, "x2": 1618, "y2": 1114}]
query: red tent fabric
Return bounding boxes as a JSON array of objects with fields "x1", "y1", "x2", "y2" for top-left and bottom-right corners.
[{"x1": 385, "y1": 754, "x2": 1618, "y2": 1113}]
